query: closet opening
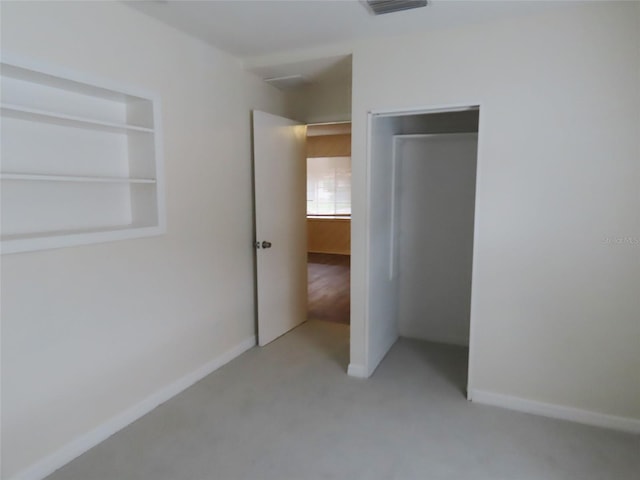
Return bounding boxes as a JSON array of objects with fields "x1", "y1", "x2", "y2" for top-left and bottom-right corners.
[{"x1": 367, "y1": 106, "x2": 480, "y2": 394}]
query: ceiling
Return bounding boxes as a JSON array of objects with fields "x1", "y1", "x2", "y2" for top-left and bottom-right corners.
[
  {"x1": 126, "y1": 0, "x2": 567, "y2": 86},
  {"x1": 251, "y1": 54, "x2": 352, "y2": 87}
]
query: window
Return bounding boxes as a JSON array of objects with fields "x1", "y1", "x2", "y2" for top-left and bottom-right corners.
[{"x1": 307, "y1": 156, "x2": 351, "y2": 216}]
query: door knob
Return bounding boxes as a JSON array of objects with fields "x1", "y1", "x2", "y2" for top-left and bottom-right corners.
[{"x1": 261, "y1": 241, "x2": 272, "y2": 249}]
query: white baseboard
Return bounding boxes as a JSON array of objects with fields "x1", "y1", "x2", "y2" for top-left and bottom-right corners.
[
  {"x1": 349, "y1": 334, "x2": 400, "y2": 379},
  {"x1": 367, "y1": 333, "x2": 399, "y2": 377},
  {"x1": 399, "y1": 331, "x2": 469, "y2": 348},
  {"x1": 347, "y1": 363, "x2": 368, "y2": 378},
  {"x1": 468, "y1": 388, "x2": 640, "y2": 434},
  {"x1": 11, "y1": 336, "x2": 257, "y2": 480}
]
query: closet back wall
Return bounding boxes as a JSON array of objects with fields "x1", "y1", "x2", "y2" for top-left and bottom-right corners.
[
  {"x1": 395, "y1": 134, "x2": 478, "y2": 346},
  {"x1": 0, "y1": 2, "x2": 286, "y2": 478}
]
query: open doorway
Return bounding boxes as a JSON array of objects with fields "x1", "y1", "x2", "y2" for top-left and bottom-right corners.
[
  {"x1": 357, "y1": 106, "x2": 480, "y2": 393},
  {"x1": 305, "y1": 122, "x2": 352, "y2": 326},
  {"x1": 251, "y1": 54, "x2": 352, "y2": 363}
]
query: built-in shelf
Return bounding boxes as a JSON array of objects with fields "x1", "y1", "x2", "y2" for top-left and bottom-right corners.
[
  {"x1": 1, "y1": 53, "x2": 165, "y2": 254},
  {"x1": 1, "y1": 224, "x2": 164, "y2": 255},
  {"x1": 1, "y1": 224, "x2": 158, "y2": 241},
  {"x1": 0, "y1": 173, "x2": 157, "y2": 184},
  {"x1": 1, "y1": 103, "x2": 154, "y2": 133}
]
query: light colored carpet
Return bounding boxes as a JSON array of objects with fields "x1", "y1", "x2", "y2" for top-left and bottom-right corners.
[{"x1": 46, "y1": 320, "x2": 639, "y2": 480}]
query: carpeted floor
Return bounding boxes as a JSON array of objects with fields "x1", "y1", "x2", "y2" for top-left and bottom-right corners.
[
  {"x1": 307, "y1": 253, "x2": 350, "y2": 324},
  {"x1": 44, "y1": 320, "x2": 639, "y2": 480}
]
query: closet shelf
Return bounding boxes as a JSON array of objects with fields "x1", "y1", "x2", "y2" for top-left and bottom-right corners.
[
  {"x1": 0, "y1": 103, "x2": 154, "y2": 133},
  {"x1": 1, "y1": 172, "x2": 157, "y2": 184}
]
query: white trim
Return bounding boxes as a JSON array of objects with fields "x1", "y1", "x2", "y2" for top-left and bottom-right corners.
[
  {"x1": 347, "y1": 363, "x2": 368, "y2": 378},
  {"x1": 9, "y1": 336, "x2": 257, "y2": 480},
  {"x1": 468, "y1": 389, "x2": 640, "y2": 434},
  {"x1": 369, "y1": 103, "x2": 480, "y2": 118},
  {"x1": 362, "y1": 112, "x2": 374, "y2": 375},
  {"x1": 153, "y1": 98, "x2": 166, "y2": 233},
  {"x1": 466, "y1": 106, "x2": 486, "y2": 398},
  {"x1": 389, "y1": 137, "x2": 399, "y2": 280}
]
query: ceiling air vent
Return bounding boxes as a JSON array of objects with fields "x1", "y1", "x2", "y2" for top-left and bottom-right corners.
[{"x1": 365, "y1": 0, "x2": 428, "y2": 16}]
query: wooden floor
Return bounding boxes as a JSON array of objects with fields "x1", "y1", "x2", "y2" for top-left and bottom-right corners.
[{"x1": 307, "y1": 253, "x2": 350, "y2": 325}]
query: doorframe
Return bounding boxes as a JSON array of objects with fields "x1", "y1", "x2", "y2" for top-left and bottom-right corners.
[{"x1": 358, "y1": 102, "x2": 484, "y2": 399}]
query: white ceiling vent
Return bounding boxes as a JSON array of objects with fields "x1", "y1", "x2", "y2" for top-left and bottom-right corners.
[
  {"x1": 264, "y1": 75, "x2": 310, "y2": 91},
  {"x1": 365, "y1": 0, "x2": 428, "y2": 16}
]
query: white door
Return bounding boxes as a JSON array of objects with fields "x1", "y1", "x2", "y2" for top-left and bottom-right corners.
[{"x1": 252, "y1": 111, "x2": 307, "y2": 346}]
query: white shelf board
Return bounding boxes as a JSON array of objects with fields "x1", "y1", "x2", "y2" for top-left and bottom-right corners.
[
  {"x1": 0, "y1": 173, "x2": 156, "y2": 184},
  {"x1": 0, "y1": 103, "x2": 154, "y2": 133},
  {"x1": 1, "y1": 224, "x2": 165, "y2": 254},
  {"x1": 1, "y1": 54, "x2": 157, "y2": 104}
]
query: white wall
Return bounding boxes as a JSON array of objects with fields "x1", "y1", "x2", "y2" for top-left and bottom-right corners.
[
  {"x1": 0, "y1": 2, "x2": 286, "y2": 478},
  {"x1": 351, "y1": 1, "x2": 640, "y2": 421},
  {"x1": 395, "y1": 134, "x2": 478, "y2": 346},
  {"x1": 286, "y1": 76, "x2": 352, "y2": 124}
]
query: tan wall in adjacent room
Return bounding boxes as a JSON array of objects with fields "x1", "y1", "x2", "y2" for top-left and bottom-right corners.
[
  {"x1": 307, "y1": 218, "x2": 350, "y2": 255},
  {"x1": 306, "y1": 134, "x2": 351, "y2": 158}
]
